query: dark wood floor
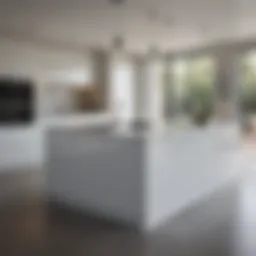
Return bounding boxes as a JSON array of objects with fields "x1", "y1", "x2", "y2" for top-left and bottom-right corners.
[{"x1": 0, "y1": 170, "x2": 255, "y2": 256}]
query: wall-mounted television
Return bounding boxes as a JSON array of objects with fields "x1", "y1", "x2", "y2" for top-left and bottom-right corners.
[{"x1": 0, "y1": 77, "x2": 34, "y2": 125}]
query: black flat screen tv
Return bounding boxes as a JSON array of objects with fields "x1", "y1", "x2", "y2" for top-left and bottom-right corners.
[{"x1": 0, "y1": 77, "x2": 34, "y2": 124}]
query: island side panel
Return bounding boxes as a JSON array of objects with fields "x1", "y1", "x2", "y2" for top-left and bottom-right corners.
[{"x1": 144, "y1": 125, "x2": 241, "y2": 230}]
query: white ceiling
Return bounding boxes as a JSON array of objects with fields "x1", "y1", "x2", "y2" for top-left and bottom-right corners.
[{"x1": 1, "y1": 0, "x2": 256, "y2": 52}]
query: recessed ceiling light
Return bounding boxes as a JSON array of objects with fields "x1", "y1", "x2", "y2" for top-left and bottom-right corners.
[
  {"x1": 163, "y1": 18, "x2": 174, "y2": 28},
  {"x1": 146, "y1": 8, "x2": 158, "y2": 22},
  {"x1": 112, "y1": 35, "x2": 125, "y2": 50},
  {"x1": 109, "y1": 0, "x2": 126, "y2": 6}
]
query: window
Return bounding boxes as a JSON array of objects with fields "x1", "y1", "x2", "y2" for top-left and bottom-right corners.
[{"x1": 166, "y1": 56, "x2": 215, "y2": 125}]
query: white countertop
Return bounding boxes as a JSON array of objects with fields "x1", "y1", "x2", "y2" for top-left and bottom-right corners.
[{"x1": 38, "y1": 112, "x2": 113, "y2": 129}]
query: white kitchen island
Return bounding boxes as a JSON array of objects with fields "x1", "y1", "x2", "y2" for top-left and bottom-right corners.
[{"x1": 47, "y1": 122, "x2": 243, "y2": 231}]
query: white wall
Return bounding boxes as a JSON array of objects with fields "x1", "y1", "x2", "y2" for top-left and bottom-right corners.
[
  {"x1": 0, "y1": 36, "x2": 92, "y2": 170},
  {"x1": 0, "y1": 36, "x2": 92, "y2": 117}
]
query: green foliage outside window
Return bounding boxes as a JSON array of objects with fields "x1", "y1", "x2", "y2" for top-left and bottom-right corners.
[
  {"x1": 240, "y1": 60, "x2": 256, "y2": 113},
  {"x1": 182, "y1": 58, "x2": 215, "y2": 125}
]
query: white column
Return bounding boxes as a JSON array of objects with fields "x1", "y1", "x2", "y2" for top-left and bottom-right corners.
[
  {"x1": 109, "y1": 50, "x2": 134, "y2": 131},
  {"x1": 214, "y1": 50, "x2": 242, "y2": 122},
  {"x1": 132, "y1": 55, "x2": 147, "y2": 128},
  {"x1": 144, "y1": 53, "x2": 165, "y2": 129},
  {"x1": 90, "y1": 49, "x2": 109, "y2": 111},
  {"x1": 162, "y1": 57, "x2": 177, "y2": 120}
]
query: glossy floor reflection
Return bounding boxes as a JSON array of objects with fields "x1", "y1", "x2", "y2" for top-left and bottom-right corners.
[{"x1": 0, "y1": 170, "x2": 256, "y2": 256}]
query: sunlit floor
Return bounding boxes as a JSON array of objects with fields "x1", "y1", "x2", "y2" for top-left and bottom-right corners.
[{"x1": 0, "y1": 156, "x2": 256, "y2": 256}]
